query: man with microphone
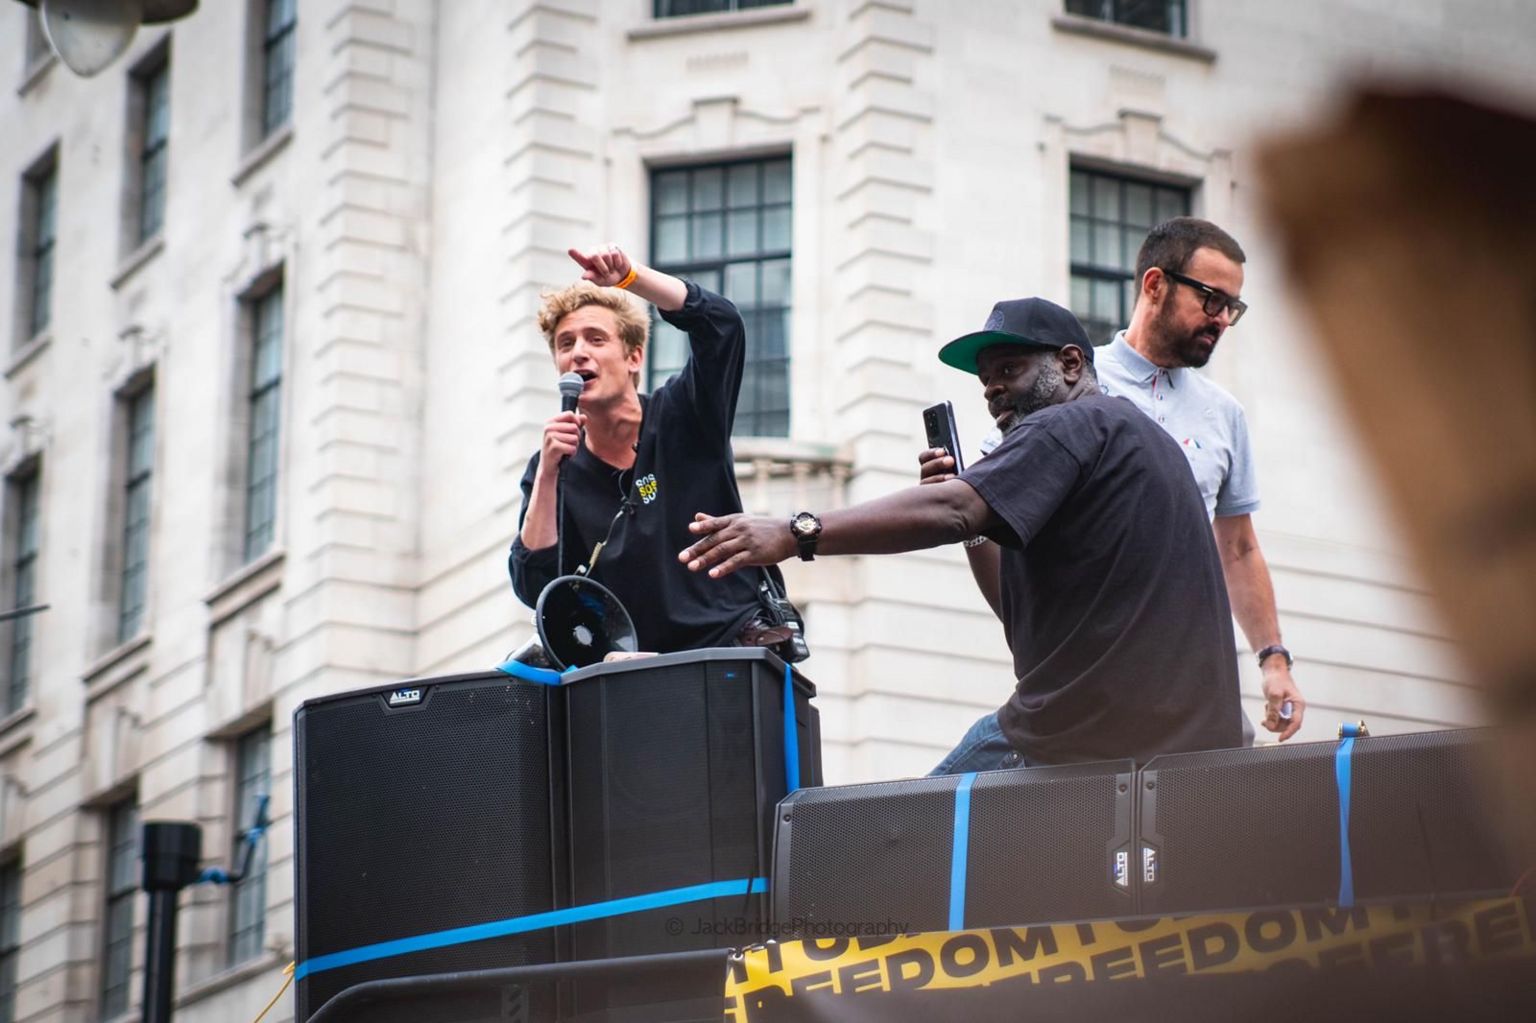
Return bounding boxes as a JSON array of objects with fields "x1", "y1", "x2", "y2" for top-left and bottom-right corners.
[{"x1": 509, "y1": 244, "x2": 792, "y2": 654}]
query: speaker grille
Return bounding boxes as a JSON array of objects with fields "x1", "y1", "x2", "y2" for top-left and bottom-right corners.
[
  {"x1": 1140, "y1": 728, "x2": 1518, "y2": 913},
  {"x1": 295, "y1": 675, "x2": 558, "y2": 1020},
  {"x1": 777, "y1": 777, "x2": 957, "y2": 935},
  {"x1": 967, "y1": 762, "x2": 1134, "y2": 924}
]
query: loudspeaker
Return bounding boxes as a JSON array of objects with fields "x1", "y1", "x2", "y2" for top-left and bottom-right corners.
[
  {"x1": 562, "y1": 649, "x2": 820, "y2": 1020},
  {"x1": 773, "y1": 760, "x2": 1136, "y2": 935},
  {"x1": 1137, "y1": 727, "x2": 1525, "y2": 914},
  {"x1": 293, "y1": 671, "x2": 566, "y2": 1022}
]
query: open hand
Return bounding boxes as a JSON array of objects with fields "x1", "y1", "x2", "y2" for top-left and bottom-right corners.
[{"x1": 678, "y1": 513, "x2": 796, "y2": 578}]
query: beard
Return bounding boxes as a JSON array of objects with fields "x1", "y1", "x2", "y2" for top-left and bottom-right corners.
[
  {"x1": 1000, "y1": 360, "x2": 1064, "y2": 434},
  {"x1": 1153, "y1": 306, "x2": 1221, "y2": 369}
]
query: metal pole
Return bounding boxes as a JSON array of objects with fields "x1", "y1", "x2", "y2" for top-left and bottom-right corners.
[
  {"x1": 143, "y1": 889, "x2": 179, "y2": 1023},
  {"x1": 140, "y1": 822, "x2": 203, "y2": 1023}
]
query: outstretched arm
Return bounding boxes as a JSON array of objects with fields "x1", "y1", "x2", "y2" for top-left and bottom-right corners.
[
  {"x1": 568, "y1": 245, "x2": 687, "y2": 312},
  {"x1": 679, "y1": 478, "x2": 998, "y2": 578},
  {"x1": 1214, "y1": 513, "x2": 1304, "y2": 741},
  {"x1": 919, "y1": 447, "x2": 1002, "y2": 620}
]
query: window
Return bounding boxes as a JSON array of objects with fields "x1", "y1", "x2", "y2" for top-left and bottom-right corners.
[
  {"x1": 17, "y1": 154, "x2": 57, "y2": 344},
  {"x1": 1068, "y1": 167, "x2": 1190, "y2": 345},
  {"x1": 244, "y1": 284, "x2": 284, "y2": 561},
  {"x1": 101, "y1": 800, "x2": 138, "y2": 1020},
  {"x1": 260, "y1": 0, "x2": 296, "y2": 139},
  {"x1": 118, "y1": 386, "x2": 154, "y2": 643},
  {"x1": 649, "y1": 157, "x2": 792, "y2": 437},
  {"x1": 1064, "y1": 0, "x2": 1187, "y2": 37},
  {"x1": 228, "y1": 727, "x2": 270, "y2": 965},
  {"x1": 3, "y1": 468, "x2": 40, "y2": 716},
  {"x1": 654, "y1": 0, "x2": 791, "y2": 16},
  {"x1": 0, "y1": 860, "x2": 18, "y2": 1023},
  {"x1": 133, "y1": 57, "x2": 170, "y2": 246}
]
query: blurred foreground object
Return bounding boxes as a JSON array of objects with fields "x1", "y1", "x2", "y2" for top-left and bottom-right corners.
[
  {"x1": 15, "y1": 0, "x2": 197, "y2": 77},
  {"x1": 1257, "y1": 87, "x2": 1536, "y2": 850}
]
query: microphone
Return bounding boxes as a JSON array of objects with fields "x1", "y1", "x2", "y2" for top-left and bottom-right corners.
[{"x1": 558, "y1": 372, "x2": 585, "y2": 413}]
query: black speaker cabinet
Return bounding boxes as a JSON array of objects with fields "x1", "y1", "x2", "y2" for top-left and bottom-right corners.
[
  {"x1": 293, "y1": 671, "x2": 565, "y2": 1022},
  {"x1": 561, "y1": 649, "x2": 819, "y2": 1020},
  {"x1": 1138, "y1": 727, "x2": 1524, "y2": 914},
  {"x1": 773, "y1": 760, "x2": 1136, "y2": 935}
]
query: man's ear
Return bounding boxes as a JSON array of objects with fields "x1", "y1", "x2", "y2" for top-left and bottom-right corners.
[{"x1": 1059, "y1": 345, "x2": 1087, "y2": 385}]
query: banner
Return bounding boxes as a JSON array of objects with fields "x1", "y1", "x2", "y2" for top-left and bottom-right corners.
[{"x1": 724, "y1": 898, "x2": 1536, "y2": 1022}]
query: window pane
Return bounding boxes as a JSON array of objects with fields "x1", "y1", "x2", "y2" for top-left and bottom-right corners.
[
  {"x1": 691, "y1": 167, "x2": 723, "y2": 211},
  {"x1": 1155, "y1": 186, "x2": 1189, "y2": 225},
  {"x1": 654, "y1": 171, "x2": 688, "y2": 215},
  {"x1": 723, "y1": 261, "x2": 758, "y2": 307},
  {"x1": 1070, "y1": 275, "x2": 1092, "y2": 321},
  {"x1": 1069, "y1": 217, "x2": 1091, "y2": 264},
  {"x1": 762, "y1": 159, "x2": 791, "y2": 204},
  {"x1": 761, "y1": 206, "x2": 791, "y2": 251},
  {"x1": 653, "y1": 215, "x2": 687, "y2": 265},
  {"x1": 648, "y1": 157, "x2": 794, "y2": 436},
  {"x1": 759, "y1": 258, "x2": 790, "y2": 308},
  {"x1": 726, "y1": 163, "x2": 759, "y2": 208},
  {"x1": 1092, "y1": 222, "x2": 1121, "y2": 270},
  {"x1": 1124, "y1": 182, "x2": 1153, "y2": 228},
  {"x1": 690, "y1": 213, "x2": 723, "y2": 260},
  {"x1": 725, "y1": 209, "x2": 759, "y2": 257},
  {"x1": 230, "y1": 729, "x2": 271, "y2": 964},
  {"x1": 1091, "y1": 176, "x2": 1120, "y2": 220}
]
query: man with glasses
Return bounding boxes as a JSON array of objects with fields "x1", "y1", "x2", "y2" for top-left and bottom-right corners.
[{"x1": 1096, "y1": 217, "x2": 1305, "y2": 744}]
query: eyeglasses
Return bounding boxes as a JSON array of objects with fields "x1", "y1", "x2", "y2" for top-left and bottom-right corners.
[{"x1": 1161, "y1": 270, "x2": 1247, "y2": 325}]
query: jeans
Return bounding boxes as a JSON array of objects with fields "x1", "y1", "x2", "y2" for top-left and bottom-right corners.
[{"x1": 928, "y1": 711, "x2": 1027, "y2": 776}]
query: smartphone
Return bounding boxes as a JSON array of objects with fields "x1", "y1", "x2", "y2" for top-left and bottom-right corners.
[{"x1": 923, "y1": 401, "x2": 965, "y2": 472}]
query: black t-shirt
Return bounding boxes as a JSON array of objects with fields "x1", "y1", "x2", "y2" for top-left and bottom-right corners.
[
  {"x1": 508, "y1": 282, "x2": 766, "y2": 652},
  {"x1": 960, "y1": 393, "x2": 1241, "y2": 765}
]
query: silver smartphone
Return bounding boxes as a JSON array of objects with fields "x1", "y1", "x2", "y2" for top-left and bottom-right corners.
[{"x1": 923, "y1": 400, "x2": 964, "y2": 472}]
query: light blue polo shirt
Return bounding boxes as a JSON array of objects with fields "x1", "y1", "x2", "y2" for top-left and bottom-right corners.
[{"x1": 1096, "y1": 332, "x2": 1259, "y2": 520}]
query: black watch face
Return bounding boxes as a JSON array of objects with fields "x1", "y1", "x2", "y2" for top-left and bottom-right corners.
[{"x1": 793, "y1": 513, "x2": 817, "y2": 536}]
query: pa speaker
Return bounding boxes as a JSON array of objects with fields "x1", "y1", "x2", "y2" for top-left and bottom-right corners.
[
  {"x1": 561, "y1": 649, "x2": 820, "y2": 1020},
  {"x1": 293, "y1": 671, "x2": 565, "y2": 1022},
  {"x1": 1137, "y1": 727, "x2": 1526, "y2": 914},
  {"x1": 773, "y1": 760, "x2": 1136, "y2": 936}
]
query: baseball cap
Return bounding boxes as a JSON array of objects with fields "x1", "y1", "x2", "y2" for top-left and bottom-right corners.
[{"x1": 938, "y1": 297, "x2": 1094, "y2": 374}]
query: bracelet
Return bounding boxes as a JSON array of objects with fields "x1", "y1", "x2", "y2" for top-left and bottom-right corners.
[
  {"x1": 615, "y1": 266, "x2": 638, "y2": 290},
  {"x1": 962, "y1": 536, "x2": 988, "y2": 549}
]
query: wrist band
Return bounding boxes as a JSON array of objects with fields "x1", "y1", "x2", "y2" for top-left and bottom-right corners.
[
  {"x1": 962, "y1": 536, "x2": 988, "y2": 549},
  {"x1": 615, "y1": 267, "x2": 638, "y2": 290}
]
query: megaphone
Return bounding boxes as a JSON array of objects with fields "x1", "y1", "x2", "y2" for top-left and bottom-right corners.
[
  {"x1": 21, "y1": 0, "x2": 199, "y2": 78},
  {"x1": 507, "y1": 574, "x2": 639, "y2": 671}
]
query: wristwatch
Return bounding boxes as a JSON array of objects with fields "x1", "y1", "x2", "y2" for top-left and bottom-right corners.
[
  {"x1": 789, "y1": 511, "x2": 823, "y2": 561},
  {"x1": 1255, "y1": 643, "x2": 1294, "y2": 669}
]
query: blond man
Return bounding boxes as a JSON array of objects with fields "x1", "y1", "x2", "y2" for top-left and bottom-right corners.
[{"x1": 509, "y1": 245, "x2": 783, "y2": 653}]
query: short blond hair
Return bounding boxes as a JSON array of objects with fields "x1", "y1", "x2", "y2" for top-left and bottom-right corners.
[{"x1": 537, "y1": 282, "x2": 649, "y2": 357}]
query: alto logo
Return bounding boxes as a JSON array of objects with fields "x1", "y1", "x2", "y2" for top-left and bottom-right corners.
[
  {"x1": 1142, "y1": 845, "x2": 1159, "y2": 884},
  {"x1": 388, "y1": 688, "x2": 422, "y2": 706},
  {"x1": 1114, "y1": 850, "x2": 1130, "y2": 888}
]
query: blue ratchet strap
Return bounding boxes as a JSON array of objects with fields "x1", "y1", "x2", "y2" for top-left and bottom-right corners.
[
  {"x1": 1335, "y1": 722, "x2": 1362, "y2": 907},
  {"x1": 783, "y1": 662, "x2": 801, "y2": 793},
  {"x1": 495, "y1": 659, "x2": 564, "y2": 686},
  {"x1": 949, "y1": 772, "x2": 977, "y2": 931},
  {"x1": 295, "y1": 876, "x2": 769, "y2": 981}
]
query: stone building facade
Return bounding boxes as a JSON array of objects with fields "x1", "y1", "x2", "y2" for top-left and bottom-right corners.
[{"x1": 0, "y1": 1, "x2": 1530, "y2": 1019}]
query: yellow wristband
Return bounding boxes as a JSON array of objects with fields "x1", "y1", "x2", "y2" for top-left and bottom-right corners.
[{"x1": 615, "y1": 267, "x2": 638, "y2": 290}]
